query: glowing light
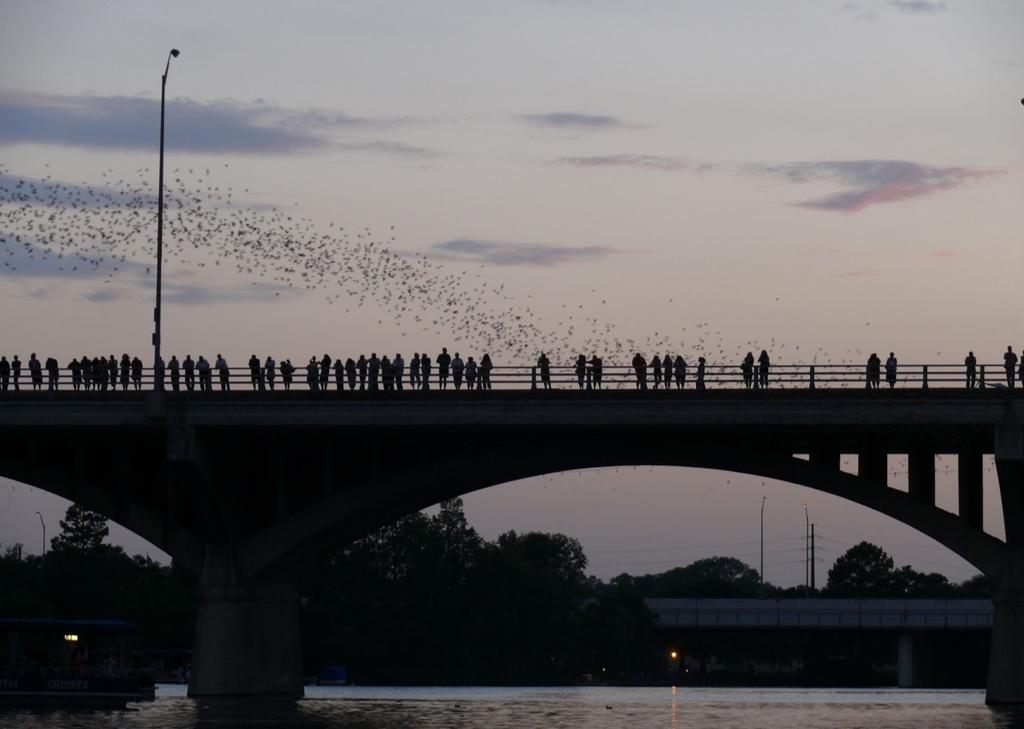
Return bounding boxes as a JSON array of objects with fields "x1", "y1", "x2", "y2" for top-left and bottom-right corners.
[{"x1": 63, "y1": 634, "x2": 78, "y2": 642}]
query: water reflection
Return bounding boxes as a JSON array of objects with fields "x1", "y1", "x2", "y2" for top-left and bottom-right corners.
[{"x1": 4, "y1": 686, "x2": 1024, "y2": 729}]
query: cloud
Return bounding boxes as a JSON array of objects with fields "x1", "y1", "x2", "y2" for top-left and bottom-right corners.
[
  {"x1": 337, "y1": 140, "x2": 437, "y2": 159},
  {"x1": 889, "y1": 0, "x2": 947, "y2": 14},
  {"x1": 553, "y1": 154, "x2": 710, "y2": 172},
  {"x1": 428, "y1": 239, "x2": 616, "y2": 267},
  {"x1": 1, "y1": 239, "x2": 288, "y2": 304},
  {"x1": 0, "y1": 238, "x2": 149, "y2": 279},
  {"x1": 757, "y1": 160, "x2": 999, "y2": 212},
  {"x1": 0, "y1": 90, "x2": 432, "y2": 156},
  {"x1": 519, "y1": 112, "x2": 628, "y2": 131},
  {"x1": 833, "y1": 269, "x2": 879, "y2": 277},
  {"x1": 0, "y1": 173, "x2": 156, "y2": 208},
  {"x1": 162, "y1": 281, "x2": 291, "y2": 305}
]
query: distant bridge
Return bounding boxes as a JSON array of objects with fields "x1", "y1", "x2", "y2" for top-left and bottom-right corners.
[
  {"x1": 646, "y1": 597, "x2": 993, "y2": 631},
  {"x1": 0, "y1": 387, "x2": 1021, "y2": 702},
  {"x1": 646, "y1": 597, "x2": 993, "y2": 688}
]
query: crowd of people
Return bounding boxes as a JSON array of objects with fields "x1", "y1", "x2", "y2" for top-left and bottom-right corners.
[{"x1": 0, "y1": 347, "x2": 1022, "y2": 392}]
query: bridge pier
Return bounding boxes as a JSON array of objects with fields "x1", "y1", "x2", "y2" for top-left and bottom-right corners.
[
  {"x1": 188, "y1": 546, "x2": 303, "y2": 698},
  {"x1": 896, "y1": 633, "x2": 929, "y2": 688},
  {"x1": 990, "y1": 427, "x2": 1024, "y2": 704}
]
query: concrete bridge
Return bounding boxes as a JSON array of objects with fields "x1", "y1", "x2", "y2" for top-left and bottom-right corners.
[
  {"x1": 646, "y1": 597, "x2": 993, "y2": 688},
  {"x1": 0, "y1": 388, "x2": 1022, "y2": 702}
]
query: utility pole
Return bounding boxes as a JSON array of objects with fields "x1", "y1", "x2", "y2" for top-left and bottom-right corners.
[
  {"x1": 811, "y1": 523, "x2": 816, "y2": 591},
  {"x1": 803, "y1": 503, "x2": 809, "y2": 595}
]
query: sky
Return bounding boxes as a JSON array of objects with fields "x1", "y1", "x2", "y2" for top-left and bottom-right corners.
[{"x1": 0, "y1": 0, "x2": 1022, "y2": 585}]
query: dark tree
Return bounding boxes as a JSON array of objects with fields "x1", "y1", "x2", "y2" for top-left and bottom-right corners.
[
  {"x1": 50, "y1": 504, "x2": 109, "y2": 553},
  {"x1": 631, "y1": 556, "x2": 764, "y2": 597},
  {"x1": 824, "y1": 542, "x2": 897, "y2": 597}
]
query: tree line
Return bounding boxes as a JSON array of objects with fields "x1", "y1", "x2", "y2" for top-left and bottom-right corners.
[{"x1": 0, "y1": 501, "x2": 990, "y2": 684}]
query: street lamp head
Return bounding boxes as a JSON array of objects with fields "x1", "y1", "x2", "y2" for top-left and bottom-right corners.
[{"x1": 170, "y1": 49, "x2": 180, "y2": 58}]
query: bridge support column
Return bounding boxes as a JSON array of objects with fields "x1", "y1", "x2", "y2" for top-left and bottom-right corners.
[
  {"x1": 858, "y1": 449, "x2": 887, "y2": 486},
  {"x1": 896, "y1": 633, "x2": 928, "y2": 688},
  {"x1": 188, "y1": 546, "x2": 303, "y2": 698},
  {"x1": 908, "y1": 451, "x2": 935, "y2": 506},
  {"x1": 958, "y1": 449, "x2": 983, "y2": 531},
  {"x1": 988, "y1": 577, "x2": 1024, "y2": 704},
  {"x1": 989, "y1": 428, "x2": 1024, "y2": 704}
]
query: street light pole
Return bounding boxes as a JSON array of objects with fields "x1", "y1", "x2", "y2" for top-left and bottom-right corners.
[
  {"x1": 154, "y1": 48, "x2": 180, "y2": 372},
  {"x1": 803, "y1": 503, "x2": 809, "y2": 595},
  {"x1": 35, "y1": 511, "x2": 45, "y2": 555}
]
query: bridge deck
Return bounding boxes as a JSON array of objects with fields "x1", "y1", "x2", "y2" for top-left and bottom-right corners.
[{"x1": 646, "y1": 598, "x2": 993, "y2": 630}]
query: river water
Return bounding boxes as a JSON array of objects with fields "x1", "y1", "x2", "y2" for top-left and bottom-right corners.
[{"x1": 5, "y1": 685, "x2": 1024, "y2": 728}]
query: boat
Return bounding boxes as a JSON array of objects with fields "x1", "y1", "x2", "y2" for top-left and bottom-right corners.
[{"x1": 0, "y1": 618, "x2": 153, "y2": 708}]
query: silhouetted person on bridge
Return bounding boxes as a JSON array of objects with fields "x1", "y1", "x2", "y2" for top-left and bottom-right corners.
[
  {"x1": 183, "y1": 355, "x2": 195, "y2": 391},
  {"x1": 197, "y1": 356, "x2": 212, "y2": 392},
  {"x1": 465, "y1": 357, "x2": 477, "y2": 389},
  {"x1": 93, "y1": 356, "x2": 104, "y2": 391},
  {"x1": 575, "y1": 355, "x2": 587, "y2": 390},
  {"x1": 1006, "y1": 347, "x2": 1018, "y2": 389},
  {"x1": 131, "y1": 356, "x2": 144, "y2": 391},
  {"x1": 741, "y1": 352, "x2": 754, "y2": 390},
  {"x1": 154, "y1": 356, "x2": 166, "y2": 391},
  {"x1": 0, "y1": 356, "x2": 10, "y2": 391},
  {"x1": 345, "y1": 358, "x2": 357, "y2": 390},
  {"x1": 68, "y1": 358, "x2": 81, "y2": 391},
  {"x1": 758, "y1": 350, "x2": 770, "y2": 389},
  {"x1": 651, "y1": 355, "x2": 662, "y2": 390},
  {"x1": 591, "y1": 354, "x2": 603, "y2": 389},
  {"x1": 368, "y1": 353, "x2": 381, "y2": 391},
  {"x1": 420, "y1": 353, "x2": 431, "y2": 391},
  {"x1": 169, "y1": 355, "x2": 180, "y2": 392},
  {"x1": 480, "y1": 354, "x2": 493, "y2": 390},
  {"x1": 119, "y1": 355, "x2": 130, "y2": 391},
  {"x1": 696, "y1": 357, "x2": 706, "y2": 390},
  {"x1": 334, "y1": 357, "x2": 345, "y2": 391},
  {"x1": 215, "y1": 355, "x2": 230, "y2": 391},
  {"x1": 381, "y1": 356, "x2": 394, "y2": 391},
  {"x1": 319, "y1": 354, "x2": 331, "y2": 391},
  {"x1": 80, "y1": 357, "x2": 91, "y2": 391},
  {"x1": 866, "y1": 353, "x2": 881, "y2": 389},
  {"x1": 357, "y1": 355, "x2": 367, "y2": 390},
  {"x1": 393, "y1": 353, "x2": 404, "y2": 391},
  {"x1": 409, "y1": 353, "x2": 420, "y2": 390},
  {"x1": 452, "y1": 353, "x2": 464, "y2": 390},
  {"x1": 885, "y1": 352, "x2": 897, "y2": 389},
  {"x1": 280, "y1": 359, "x2": 293, "y2": 391},
  {"x1": 674, "y1": 355, "x2": 686, "y2": 389},
  {"x1": 632, "y1": 353, "x2": 646, "y2": 389},
  {"x1": 249, "y1": 355, "x2": 262, "y2": 390},
  {"x1": 264, "y1": 356, "x2": 276, "y2": 391},
  {"x1": 306, "y1": 358, "x2": 318, "y2": 391},
  {"x1": 11, "y1": 356, "x2": 21, "y2": 391},
  {"x1": 45, "y1": 357, "x2": 58, "y2": 391},
  {"x1": 28, "y1": 354, "x2": 42, "y2": 391},
  {"x1": 107, "y1": 356, "x2": 116, "y2": 389},
  {"x1": 965, "y1": 351, "x2": 977, "y2": 389},
  {"x1": 437, "y1": 348, "x2": 451, "y2": 389},
  {"x1": 538, "y1": 353, "x2": 551, "y2": 390}
]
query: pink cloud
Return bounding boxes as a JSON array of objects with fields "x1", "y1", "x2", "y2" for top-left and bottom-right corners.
[{"x1": 760, "y1": 160, "x2": 1001, "y2": 213}]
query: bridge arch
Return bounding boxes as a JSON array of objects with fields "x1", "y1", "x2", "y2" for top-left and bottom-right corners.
[{"x1": 243, "y1": 439, "x2": 1006, "y2": 584}]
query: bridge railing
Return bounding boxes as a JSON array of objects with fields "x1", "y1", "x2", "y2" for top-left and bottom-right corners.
[{"x1": 0, "y1": 361, "x2": 1013, "y2": 393}]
